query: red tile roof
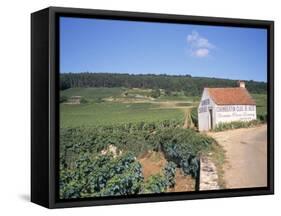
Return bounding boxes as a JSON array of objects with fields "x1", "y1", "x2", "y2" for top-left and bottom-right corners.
[{"x1": 207, "y1": 87, "x2": 256, "y2": 105}]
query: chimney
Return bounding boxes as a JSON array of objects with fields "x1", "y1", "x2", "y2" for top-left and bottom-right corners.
[{"x1": 238, "y1": 80, "x2": 245, "y2": 88}]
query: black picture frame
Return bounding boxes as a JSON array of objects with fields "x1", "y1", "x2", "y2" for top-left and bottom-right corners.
[{"x1": 31, "y1": 6, "x2": 274, "y2": 209}]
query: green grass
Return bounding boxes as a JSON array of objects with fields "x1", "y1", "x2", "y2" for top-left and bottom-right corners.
[
  {"x1": 60, "y1": 102, "x2": 184, "y2": 127},
  {"x1": 208, "y1": 142, "x2": 226, "y2": 189},
  {"x1": 174, "y1": 102, "x2": 193, "y2": 106},
  {"x1": 158, "y1": 93, "x2": 200, "y2": 102},
  {"x1": 213, "y1": 120, "x2": 260, "y2": 132},
  {"x1": 61, "y1": 87, "x2": 125, "y2": 101},
  {"x1": 60, "y1": 87, "x2": 188, "y2": 127},
  {"x1": 252, "y1": 93, "x2": 267, "y2": 116},
  {"x1": 158, "y1": 90, "x2": 200, "y2": 103},
  {"x1": 60, "y1": 88, "x2": 267, "y2": 127}
]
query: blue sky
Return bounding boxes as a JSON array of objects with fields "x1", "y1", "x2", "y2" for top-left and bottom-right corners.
[{"x1": 60, "y1": 17, "x2": 267, "y2": 82}]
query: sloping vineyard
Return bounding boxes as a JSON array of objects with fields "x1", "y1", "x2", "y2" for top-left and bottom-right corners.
[{"x1": 60, "y1": 120, "x2": 215, "y2": 199}]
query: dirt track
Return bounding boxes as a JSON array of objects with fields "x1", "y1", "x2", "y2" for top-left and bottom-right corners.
[{"x1": 208, "y1": 124, "x2": 267, "y2": 189}]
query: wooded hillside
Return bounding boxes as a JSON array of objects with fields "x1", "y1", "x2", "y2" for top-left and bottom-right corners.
[{"x1": 60, "y1": 73, "x2": 267, "y2": 96}]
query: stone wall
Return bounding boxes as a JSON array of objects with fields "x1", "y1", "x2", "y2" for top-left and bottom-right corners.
[{"x1": 199, "y1": 156, "x2": 220, "y2": 190}]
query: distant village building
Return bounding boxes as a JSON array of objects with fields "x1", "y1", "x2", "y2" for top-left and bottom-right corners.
[{"x1": 198, "y1": 81, "x2": 256, "y2": 131}]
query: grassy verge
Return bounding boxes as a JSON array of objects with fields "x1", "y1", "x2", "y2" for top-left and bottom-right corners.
[
  {"x1": 213, "y1": 120, "x2": 261, "y2": 132},
  {"x1": 207, "y1": 142, "x2": 226, "y2": 189}
]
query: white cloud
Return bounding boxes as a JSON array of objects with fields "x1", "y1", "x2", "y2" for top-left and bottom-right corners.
[
  {"x1": 194, "y1": 48, "x2": 209, "y2": 57},
  {"x1": 187, "y1": 31, "x2": 215, "y2": 57}
]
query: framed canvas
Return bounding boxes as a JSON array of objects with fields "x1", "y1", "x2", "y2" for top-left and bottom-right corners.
[{"x1": 31, "y1": 6, "x2": 274, "y2": 208}]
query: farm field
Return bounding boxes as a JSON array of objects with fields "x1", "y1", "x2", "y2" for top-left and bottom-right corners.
[
  {"x1": 60, "y1": 87, "x2": 267, "y2": 128},
  {"x1": 59, "y1": 86, "x2": 267, "y2": 199},
  {"x1": 60, "y1": 102, "x2": 184, "y2": 127},
  {"x1": 61, "y1": 87, "x2": 125, "y2": 101},
  {"x1": 252, "y1": 93, "x2": 267, "y2": 119},
  {"x1": 59, "y1": 87, "x2": 215, "y2": 199},
  {"x1": 60, "y1": 87, "x2": 198, "y2": 128}
]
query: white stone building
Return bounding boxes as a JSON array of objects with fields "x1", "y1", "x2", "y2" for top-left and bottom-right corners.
[{"x1": 198, "y1": 81, "x2": 256, "y2": 131}]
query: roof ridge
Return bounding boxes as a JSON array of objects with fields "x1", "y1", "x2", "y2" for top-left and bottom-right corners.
[{"x1": 205, "y1": 87, "x2": 243, "y2": 89}]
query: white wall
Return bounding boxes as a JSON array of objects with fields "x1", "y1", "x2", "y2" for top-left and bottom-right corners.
[
  {"x1": 198, "y1": 88, "x2": 216, "y2": 131},
  {"x1": 215, "y1": 105, "x2": 256, "y2": 125},
  {"x1": 199, "y1": 88, "x2": 257, "y2": 131},
  {"x1": 0, "y1": 0, "x2": 279, "y2": 215}
]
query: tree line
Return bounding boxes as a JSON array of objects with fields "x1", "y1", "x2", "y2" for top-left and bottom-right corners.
[{"x1": 60, "y1": 72, "x2": 267, "y2": 96}]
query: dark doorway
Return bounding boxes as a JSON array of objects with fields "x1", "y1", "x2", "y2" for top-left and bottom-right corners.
[{"x1": 209, "y1": 109, "x2": 213, "y2": 129}]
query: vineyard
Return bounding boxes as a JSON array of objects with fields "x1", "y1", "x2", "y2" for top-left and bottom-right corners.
[
  {"x1": 59, "y1": 120, "x2": 216, "y2": 199},
  {"x1": 59, "y1": 86, "x2": 266, "y2": 199}
]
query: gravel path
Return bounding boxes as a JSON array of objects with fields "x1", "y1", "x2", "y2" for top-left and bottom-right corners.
[{"x1": 208, "y1": 124, "x2": 267, "y2": 189}]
